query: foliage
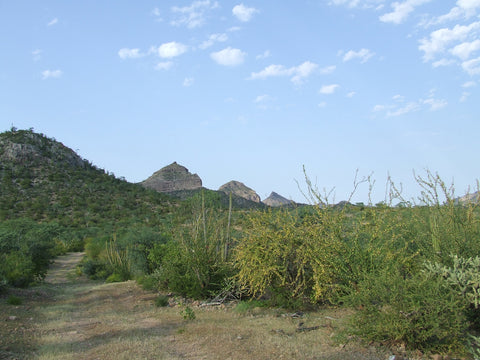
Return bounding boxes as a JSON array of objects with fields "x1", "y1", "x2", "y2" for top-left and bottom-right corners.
[
  {"x1": 0, "y1": 219, "x2": 66, "y2": 287},
  {"x1": 155, "y1": 295, "x2": 170, "y2": 307},
  {"x1": 348, "y1": 269, "x2": 468, "y2": 353},
  {"x1": 151, "y1": 192, "x2": 235, "y2": 299},
  {"x1": 180, "y1": 306, "x2": 196, "y2": 320},
  {"x1": 7, "y1": 295, "x2": 23, "y2": 305}
]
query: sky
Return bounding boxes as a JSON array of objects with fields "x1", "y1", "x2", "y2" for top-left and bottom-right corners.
[{"x1": 1, "y1": 0, "x2": 479, "y2": 204}]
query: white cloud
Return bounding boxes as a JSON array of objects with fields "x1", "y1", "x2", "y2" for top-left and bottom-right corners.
[
  {"x1": 210, "y1": 47, "x2": 246, "y2": 66},
  {"x1": 320, "y1": 65, "x2": 336, "y2": 74},
  {"x1": 199, "y1": 33, "x2": 228, "y2": 50},
  {"x1": 342, "y1": 48, "x2": 374, "y2": 63},
  {"x1": 254, "y1": 94, "x2": 270, "y2": 103},
  {"x1": 425, "y1": 0, "x2": 480, "y2": 25},
  {"x1": 151, "y1": 7, "x2": 163, "y2": 22},
  {"x1": 41, "y1": 69, "x2": 62, "y2": 80},
  {"x1": 171, "y1": 0, "x2": 219, "y2": 29},
  {"x1": 291, "y1": 61, "x2": 318, "y2": 84},
  {"x1": 32, "y1": 49, "x2": 42, "y2": 61},
  {"x1": 157, "y1": 42, "x2": 188, "y2": 58},
  {"x1": 249, "y1": 61, "x2": 318, "y2": 84},
  {"x1": 460, "y1": 91, "x2": 470, "y2": 102},
  {"x1": 462, "y1": 56, "x2": 480, "y2": 74},
  {"x1": 318, "y1": 101, "x2": 327, "y2": 108},
  {"x1": 423, "y1": 97, "x2": 448, "y2": 110},
  {"x1": 373, "y1": 104, "x2": 387, "y2": 112},
  {"x1": 449, "y1": 39, "x2": 480, "y2": 60},
  {"x1": 462, "y1": 80, "x2": 477, "y2": 87},
  {"x1": 183, "y1": 77, "x2": 194, "y2": 86},
  {"x1": 419, "y1": 21, "x2": 480, "y2": 61},
  {"x1": 47, "y1": 18, "x2": 58, "y2": 26},
  {"x1": 155, "y1": 61, "x2": 174, "y2": 70},
  {"x1": 386, "y1": 102, "x2": 420, "y2": 117},
  {"x1": 374, "y1": 91, "x2": 447, "y2": 117},
  {"x1": 347, "y1": 91, "x2": 356, "y2": 97},
  {"x1": 319, "y1": 84, "x2": 340, "y2": 94},
  {"x1": 232, "y1": 4, "x2": 259, "y2": 22},
  {"x1": 432, "y1": 58, "x2": 456, "y2": 67},
  {"x1": 379, "y1": 0, "x2": 432, "y2": 24},
  {"x1": 118, "y1": 48, "x2": 143, "y2": 59},
  {"x1": 256, "y1": 50, "x2": 271, "y2": 60},
  {"x1": 254, "y1": 94, "x2": 275, "y2": 109},
  {"x1": 329, "y1": 0, "x2": 384, "y2": 9}
]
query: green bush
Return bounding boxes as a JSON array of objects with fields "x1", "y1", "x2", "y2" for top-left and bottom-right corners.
[
  {"x1": 105, "y1": 273, "x2": 125, "y2": 283},
  {"x1": 348, "y1": 267, "x2": 468, "y2": 353},
  {"x1": 136, "y1": 275, "x2": 158, "y2": 291},
  {"x1": 151, "y1": 195, "x2": 234, "y2": 299},
  {"x1": 155, "y1": 295, "x2": 170, "y2": 307},
  {"x1": 7, "y1": 295, "x2": 23, "y2": 305}
]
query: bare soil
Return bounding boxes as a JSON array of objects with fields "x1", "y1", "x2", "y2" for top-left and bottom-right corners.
[{"x1": 1, "y1": 253, "x2": 393, "y2": 360}]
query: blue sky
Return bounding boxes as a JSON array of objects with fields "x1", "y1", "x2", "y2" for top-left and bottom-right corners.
[{"x1": 1, "y1": 1, "x2": 479, "y2": 204}]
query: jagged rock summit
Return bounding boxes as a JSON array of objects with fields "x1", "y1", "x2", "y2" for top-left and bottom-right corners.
[
  {"x1": 218, "y1": 180, "x2": 261, "y2": 203},
  {"x1": 263, "y1": 191, "x2": 295, "y2": 207},
  {"x1": 141, "y1": 162, "x2": 202, "y2": 193}
]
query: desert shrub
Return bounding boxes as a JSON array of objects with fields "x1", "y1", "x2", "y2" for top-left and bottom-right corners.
[
  {"x1": 105, "y1": 273, "x2": 124, "y2": 283},
  {"x1": 136, "y1": 275, "x2": 159, "y2": 291},
  {"x1": 348, "y1": 267, "x2": 468, "y2": 354},
  {"x1": 155, "y1": 295, "x2": 169, "y2": 307},
  {"x1": 151, "y1": 193, "x2": 234, "y2": 299},
  {"x1": 0, "y1": 219, "x2": 65, "y2": 286},
  {"x1": 180, "y1": 306, "x2": 196, "y2": 320},
  {"x1": 7, "y1": 295, "x2": 23, "y2": 305}
]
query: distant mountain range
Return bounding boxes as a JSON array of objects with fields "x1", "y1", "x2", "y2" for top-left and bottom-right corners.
[{"x1": 140, "y1": 162, "x2": 296, "y2": 207}]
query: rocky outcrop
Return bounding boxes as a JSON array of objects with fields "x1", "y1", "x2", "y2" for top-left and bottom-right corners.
[
  {"x1": 141, "y1": 162, "x2": 202, "y2": 193},
  {"x1": 0, "y1": 129, "x2": 87, "y2": 168},
  {"x1": 218, "y1": 180, "x2": 261, "y2": 203},
  {"x1": 455, "y1": 191, "x2": 480, "y2": 204},
  {"x1": 263, "y1": 191, "x2": 295, "y2": 207}
]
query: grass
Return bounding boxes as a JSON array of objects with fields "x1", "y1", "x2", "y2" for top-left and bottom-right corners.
[{"x1": 0, "y1": 253, "x2": 391, "y2": 360}]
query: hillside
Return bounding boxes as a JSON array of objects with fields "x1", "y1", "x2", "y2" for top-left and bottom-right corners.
[{"x1": 0, "y1": 128, "x2": 173, "y2": 226}]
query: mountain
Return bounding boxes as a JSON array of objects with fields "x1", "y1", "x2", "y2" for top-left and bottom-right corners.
[
  {"x1": 141, "y1": 162, "x2": 202, "y2": 193},
  {"x1": 0, "y1": 128, "x2": 172, "y2": 225},
  {"x1": 218, "y1": 180, "x2": 261, "y2": 203},
  {"x1": 263, "y1": 192, "x2": 295, "y2": 207},
  {"x1": 455, "y1": 191, "x2": 480, "y2": 204}
]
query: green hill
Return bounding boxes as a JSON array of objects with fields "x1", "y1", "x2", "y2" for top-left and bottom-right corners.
[{"x1": 0, "y1": 128, "x2": 174, "y2": 227}]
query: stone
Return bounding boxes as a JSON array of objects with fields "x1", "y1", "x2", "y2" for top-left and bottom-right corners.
[
  {"x1": 218, "y1": 180, "x2": 261, "y2": 203},
  {"x1": 141, "y1": 162, "x2": 202, "y2": 193}
]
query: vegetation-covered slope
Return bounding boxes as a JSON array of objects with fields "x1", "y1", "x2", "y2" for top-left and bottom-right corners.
[{"x1": 0, "y1": 128, "x2": 174, "y2": 227}]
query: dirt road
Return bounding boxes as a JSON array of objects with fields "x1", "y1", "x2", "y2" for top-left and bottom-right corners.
[{"x1": 1, "y1": 253, "x2": 390, "y2": 360}]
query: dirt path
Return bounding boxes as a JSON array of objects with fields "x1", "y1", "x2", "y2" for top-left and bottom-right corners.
[{"x1": 2, "y1": 253, "x2": 390, "y2": 360}]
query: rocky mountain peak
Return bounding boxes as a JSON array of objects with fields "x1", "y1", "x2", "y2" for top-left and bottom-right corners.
[
  {"x1": 263, "y1": 191, "x2": 295, "y2": 207},
  {"x1": 141, "y1": 162, "x2": 202, "y2": 193},
  {"x1": 218, "y1": 180, "x2": 261, "y2": 203}
]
